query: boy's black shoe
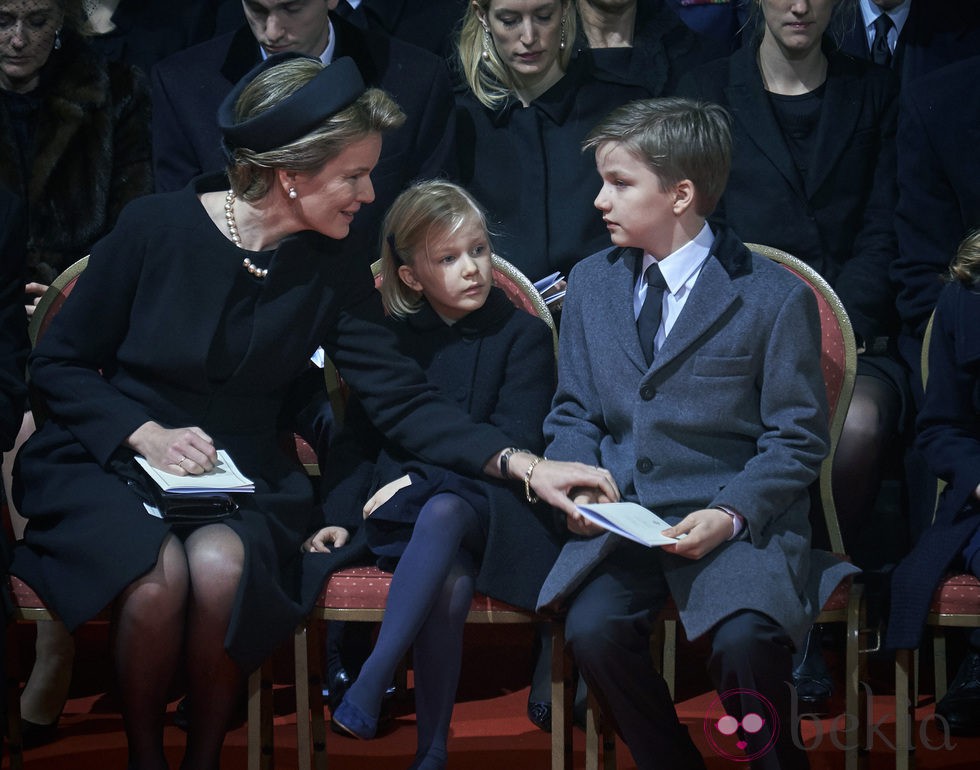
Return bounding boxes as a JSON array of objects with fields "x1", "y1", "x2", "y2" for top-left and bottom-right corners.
[{"x1": 936, "y1": 651, "x2": 980, "y2": 736}]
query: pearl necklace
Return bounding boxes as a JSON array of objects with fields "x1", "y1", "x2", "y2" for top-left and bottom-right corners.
[{"x1": 224, "y1": 190, "x2": 268, "y2": 279}]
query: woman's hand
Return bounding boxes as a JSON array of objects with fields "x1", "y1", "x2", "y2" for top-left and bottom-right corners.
[
  {"x1": 527, "y1": 458, "x2": 619, "y2": 519},
  {"x1": 564, "y1": 487, "x2": 611, "y2": 538},
  {"x1": 362, "y1": 474, "x2": 412, "y2": 519},
  {"x1": 25, "y1": 282, "x2": 48, "y2": 318},
  {"x1": 125, "y1": 420, "x2": 218, "y2": 475},
  {"x1": 302, "y1": 526, "x2": 350, "y2": 553},
  {"x1": 661, "y1": 508, "x2": 731, "y2": 560}
]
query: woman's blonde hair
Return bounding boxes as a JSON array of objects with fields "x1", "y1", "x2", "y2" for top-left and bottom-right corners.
[
  {"x1": 380, "y1": 180, "x2": 492, "y2": 318},
  {"x1": 457, "y1": 0, "x2": 576, "y2": 110},
  {"x1": 947, "y1": 229, "x2": 980, "y2": 287},
  {"x1": 226, "y1": 58, "x2": 405, "y2": 201}
]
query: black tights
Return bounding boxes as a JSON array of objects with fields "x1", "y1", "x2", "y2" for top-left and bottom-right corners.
[
  {"x1": 832, "y1": 373, "x2": 902, "y2": 551},
  {"x1": 345, "y1": 492, "x2": 482, "y2": 770},
  {"x1": 113, "y1": 525, "x2": 245, "y2": 770}
]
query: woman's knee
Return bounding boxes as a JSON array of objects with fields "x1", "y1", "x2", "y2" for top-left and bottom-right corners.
[{"x1": 185, "y1": 525, "x2": 245, "y2": 596}]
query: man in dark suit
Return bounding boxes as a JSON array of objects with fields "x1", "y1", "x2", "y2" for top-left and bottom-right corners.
[
  {"x1": 151, "y1": 0, "x2": 456, "y2": 262},
  {"x1": 832, "y1": 0, "x2": 980, "y2": 86},
  {"x1": 539, "y1": 98, "x2": 855, "y2": 770}
]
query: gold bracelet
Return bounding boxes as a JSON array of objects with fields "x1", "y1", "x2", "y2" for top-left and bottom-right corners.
[{"x1": 524, "y1": 456, "x2": 542, "y2": 504}]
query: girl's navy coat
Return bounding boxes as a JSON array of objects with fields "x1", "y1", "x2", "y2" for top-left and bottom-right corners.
[{"x1": 315, "y1": 288, "x2": 562, "y2": 610}]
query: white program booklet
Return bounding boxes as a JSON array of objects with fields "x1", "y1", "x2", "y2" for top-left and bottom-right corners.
[
  {"x1": 575, "y1": 502, "x2": 680, "y2": 547},
  {"x1": 135, "y1": 449, "x2": 255, "y2": 494}
]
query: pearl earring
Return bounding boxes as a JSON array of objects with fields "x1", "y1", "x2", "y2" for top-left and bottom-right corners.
[
  {"x1": 482, "y1": 26, "x2": 492, "y2": 61},
  {"x1": 559, "y1": 15, "x2": 566, "y2": 50},
  {"x1": 288, "y1": 186, "x2": 298, "y2": 200},
  {"x1": 54, "y1": 28, "x2": 62, "y2": 50}
]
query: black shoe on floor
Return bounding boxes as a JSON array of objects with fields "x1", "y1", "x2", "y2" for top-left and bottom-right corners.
[
  {"x1": 527, "y1": 700, "x2": 551, "y2": 733},
  {"x1": 792, "y1": 625, "x2": 833, "y2": 710},
  {"x1": 324, "y1": 668, "x2": 353, "y2": 713},
  {"x1": 936, "y1": 651, "x2": 980, "y2": 736},
  {"x1": 20, "y1": 718, "x2": 59, "y2": 749}
]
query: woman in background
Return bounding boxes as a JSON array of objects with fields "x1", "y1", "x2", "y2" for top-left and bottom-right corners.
[{"x1": 453, "y1": 0, "x2": 648, "y2": 286}]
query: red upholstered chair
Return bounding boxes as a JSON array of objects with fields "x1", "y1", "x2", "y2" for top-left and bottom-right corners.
[
  {"x1": 288, "y1": 255, "x2": 570, "y2": 770},
  {"x1": 893, "y1": 312, "x2": 980, "y2": 770},
  {"x1": 581, "y1": 244, "x2": 867, "y2": 770}
]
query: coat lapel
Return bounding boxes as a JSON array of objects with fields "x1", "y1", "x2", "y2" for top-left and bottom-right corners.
[
  {"x1": 647, "y1": 256, "x2": 738, "y2": 377},
  {"x1": 608, "y1": 247, "x2": 652, "y2": 373},
  {"x1": 725, "y1": 47, "x2": 805, "y2": 199},
  {"x1": 805, "y1": 50, "x2": 864, "y2": 198}
]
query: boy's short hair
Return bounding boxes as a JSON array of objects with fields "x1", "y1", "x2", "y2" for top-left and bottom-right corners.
[{"x1": 584, "y1": 97, "x2": 732, "y2": 216}]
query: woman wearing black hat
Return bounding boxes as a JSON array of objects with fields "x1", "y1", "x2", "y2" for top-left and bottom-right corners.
[{"x1": 9, "y1": 54, "x2": 617, "y2": 769}]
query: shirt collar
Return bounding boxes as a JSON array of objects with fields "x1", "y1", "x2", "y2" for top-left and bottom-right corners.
[
  {"x1": 860, "y1": 0, "x2": 911, "y2": 37},
  {"x1": 258, "y1": 17, "x2": 337, "y2": 65},
  {"x1": 640, "y1": 223, "x2": 715, "y2": 294}
]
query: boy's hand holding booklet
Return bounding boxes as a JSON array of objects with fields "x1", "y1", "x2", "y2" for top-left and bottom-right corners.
[{"x1": 575, "y1": 501, "x2": 681, "y2": 547}]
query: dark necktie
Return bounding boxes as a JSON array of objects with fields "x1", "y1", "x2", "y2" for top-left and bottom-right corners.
[
  {"x1": 871, "y1": 13, "x2": 894, "y2": 67},
  {"x1": 637, "y1": 263, "x2": 668, "y2": 366}
]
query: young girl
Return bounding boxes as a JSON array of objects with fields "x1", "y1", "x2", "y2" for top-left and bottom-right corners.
[
  {"x1": 303, "y1": 180, "x2": 561, "y2": 769},
  {"x1": 888, "y1": 229, "x2": 980, "y2": 734}
]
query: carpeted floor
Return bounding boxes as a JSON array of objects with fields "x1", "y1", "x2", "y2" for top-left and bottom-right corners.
[{"x1": 6, "y1": 623, "x2": 980, "y2": 769}]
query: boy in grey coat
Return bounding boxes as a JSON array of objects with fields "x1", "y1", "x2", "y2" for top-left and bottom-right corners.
[{"x1": 539, "y1": 98, "x2": 857, "y2": 770}]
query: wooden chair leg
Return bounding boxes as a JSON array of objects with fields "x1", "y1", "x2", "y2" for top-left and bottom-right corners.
[
  {"x1": 933, "y1": 629, "x2": 948, "y2": 702},
  {"x1": 895, "y1": 648, "x2": 916, "y2": 770},
  {"x1": 584, "y1": 688, "x2": 601, "y2": 770},
  {"x1": 550, "y1": 620, "x2": 572, "y2": 770},
  {"x1": 308, "y1": 621, "x2": 328, "y2": 770},
  {"x1": 247, "y1": 662, "x2": 274, "y2": 770},
  {"x1": 6, "y1": 623, "x2": 24, "y2": 770},
  {"x1": 843, "y1": 583, "x2": 864, "y2": 770}
]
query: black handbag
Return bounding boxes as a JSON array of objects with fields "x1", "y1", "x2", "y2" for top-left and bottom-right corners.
[{"x1": 111, "y1": 451, "x2": 239, "y2": 525}]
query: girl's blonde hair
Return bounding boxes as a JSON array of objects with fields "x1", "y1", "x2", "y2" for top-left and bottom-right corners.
[
  {"x1": 380, "y1": 180, "x2": 492, "y2": 318},
  {"x1": 457, "y1": 0, "x2": 576, "y2": 110},
  {"x1": 947, "y1": 229, "x2": 980, "y2": 287}
]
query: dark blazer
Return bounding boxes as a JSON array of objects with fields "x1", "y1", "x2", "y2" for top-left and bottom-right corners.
[
  {"x1": 315, "y1": 289, "x2": 561, "y2": 609},
  {"x1": 573, "y1": 0, "x2": 716, "y2": 97},
  {"x1": 888, "y1": 281, "x2": 980, "y2": 649},
  {"x1": 891, "y1": 56, "x2": 980, "y2": 386},
  {"x1": 150, "y1": 16, "x2": 456, "y2": 260},
  {"x1": 0, "y1": 31, "x2": 153, "y2": 284},
  {"x1": 10, "y1": 177, "x2": 519, "y2": 670},
  {"x1": 454, "y1": 55, "x2": 648, "y2": 282},
  {"x1": 678, "y1": 41, "x2": 900, "y2": 345},
  {"x1": 832, "y1": 0, "x2": 980, "y2": 86},
  {"x1": 543, "y1": 227, "x2": 856, "y2": 646}
]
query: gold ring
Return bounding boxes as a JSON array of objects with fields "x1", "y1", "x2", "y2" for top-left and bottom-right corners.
[{"x1": 177, "y1": 456, "x2": 186, "y2": 466}]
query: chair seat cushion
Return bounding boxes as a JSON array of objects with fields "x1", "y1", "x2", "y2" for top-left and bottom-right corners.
[
  {"x1": 930, "y1": 573, "x2": 980, "y2": 615},
  {"x1": 8, "y1": 575, "x2": 47, "y2": 611},
  {"x1": 315, "y1": 565, "x2": 527, "y2": 615}
]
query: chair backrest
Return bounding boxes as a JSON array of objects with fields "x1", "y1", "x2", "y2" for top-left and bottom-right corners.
[
  {"x1": 746, "y1": 243, "x2": 858, "y2": 557},
  {"x1": 27, "y1": 256, "x2": 88, "y2": 347}
]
